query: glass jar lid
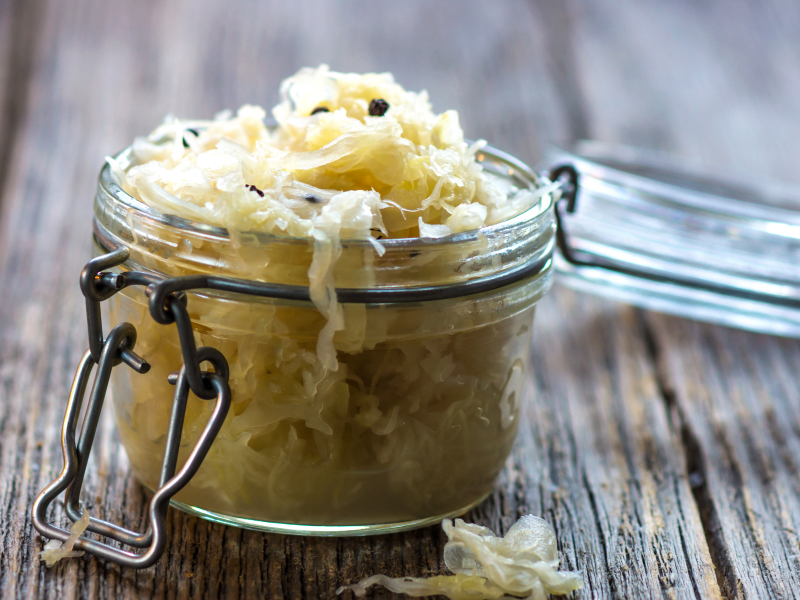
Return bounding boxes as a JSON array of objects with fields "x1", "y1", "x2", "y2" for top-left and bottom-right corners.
[{"x1": 547, "y1": 141, "x2": 800, "y2": 337}]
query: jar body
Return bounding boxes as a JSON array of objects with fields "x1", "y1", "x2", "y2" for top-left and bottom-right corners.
[
  {"x1": 107, "y1": 271, "x2": 540, "y2": 531},
  {"x1": 95, "y1": 144, "x2": 555, "y2": 534}
]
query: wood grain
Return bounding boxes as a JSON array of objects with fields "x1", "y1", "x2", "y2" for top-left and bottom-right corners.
[
  {"x1": 0, "y1": 0, "x2": 797, "y2": 598},
  {"x1": 495, "y1": 292, "x2": 720, "y2": 598},
  {"x1": 646, "y1": 315, "x2": 800, "y2": 598}
]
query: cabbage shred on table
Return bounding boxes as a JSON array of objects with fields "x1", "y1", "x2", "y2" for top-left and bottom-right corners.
[
  {"x1": 337, "y1": 515, "x2": 583, "y2": 600},
  {"x1": 39, "y1": 509, "x2": 90, "y2": 568},
  {"x1": 109, "y1": 65, "x2": 545, "y2": 370}
]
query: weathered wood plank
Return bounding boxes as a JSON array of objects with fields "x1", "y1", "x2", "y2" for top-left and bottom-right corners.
[
  {"x1": 569, "y1": 0, "x2": 800, "y2": 181},
  {"x1": 492, "y1": 290, "x2": 720, "y2": 598},
  {"x1": 646, "y1": 316, "x2": 800, "y2": 598}
]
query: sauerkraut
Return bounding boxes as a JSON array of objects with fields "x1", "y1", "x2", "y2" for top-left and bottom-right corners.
[
  {"x1": 109, "y1": 288, "x2": 535, "y2": 524},
  {"x1": 114, "y1": 65, "x2": 534, "y2": 238},
  {"x1": 337, "y1": 515, "x2": 583, "y2": 599},
  {"x1": 109, "y1": 65, "x2": 550, "y2": 369},
  {"x1": 39, "y1": 509, "x2": 89, "y2": 568},
  {"x1": 102, "y1": 66, "x2": 555, "y2": 528}
]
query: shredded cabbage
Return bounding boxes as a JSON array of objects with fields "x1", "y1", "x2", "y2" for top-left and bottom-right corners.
[
  {"x1": 114, "y1": 65, "x2": 542, "y2": 370},
  {"x1": 442, "y1": 516, "x2": 584, "y2": 597},
  {"x1": 39, "y1": 509, "x2": 89, "y2": 568},
  {"x1": 110, "y1": 292, "x2": 534, "y2": 525},
  {"x1": 105, "y1": 67, "x2": 551, "y2": 527},
  {"x1": 337, "y1": 515, "x2": 583, "y2": 599},
  {"x1": 337, "y1": 574, "x2": 508, "y2": 599}
]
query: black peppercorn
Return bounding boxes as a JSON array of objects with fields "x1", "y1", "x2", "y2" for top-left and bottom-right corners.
[
  {"x1": 246, "y1": 184, "x2": 265, "y2": 198},
  {"x1": 368, "y1": 99, "x2": 390, "y2": 117},
  {"x1": 311, "y1": 106, "x2": 330, "y2": 115},
  {"x1": 182, "y1": 128, "x2": 200, "y2": 148},
  {"x1": 305, "y1": 194, "x2": 321, "y2": 203}
]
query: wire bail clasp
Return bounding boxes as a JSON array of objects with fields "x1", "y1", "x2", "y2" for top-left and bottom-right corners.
[{"x1": 32, "y1": 249, "x2": 232, "y2": 569}]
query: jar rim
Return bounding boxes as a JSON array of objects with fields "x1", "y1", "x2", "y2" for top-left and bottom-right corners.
[
  {"x1": 96, "y1": 142, "x2": 557, "y2": 294},
  {"x1": 100, "y1": 143, "x2": 555, "y2": 249}
]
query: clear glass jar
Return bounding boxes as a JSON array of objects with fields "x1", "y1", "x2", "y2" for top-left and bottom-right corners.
[{"x1": 93, "y1": 145, "x2": 555, "y2": 535}]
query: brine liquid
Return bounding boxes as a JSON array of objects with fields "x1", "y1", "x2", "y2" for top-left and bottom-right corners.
[{"x1": 108, "y1": 288, "x2": 534, "y2": 526}]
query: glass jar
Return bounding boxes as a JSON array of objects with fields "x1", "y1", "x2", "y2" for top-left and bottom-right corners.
[{"x1": 92, "y1": 144, "x2": 555, "y2": 535}]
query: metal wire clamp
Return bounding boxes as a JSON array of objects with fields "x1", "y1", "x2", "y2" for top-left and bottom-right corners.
[{"x1": 32, "y1": 248, "x2": 233, "y2": 569}]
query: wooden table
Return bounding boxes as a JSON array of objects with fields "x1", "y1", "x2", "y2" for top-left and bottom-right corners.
[{"x1": 1, "y1": 1, "x2": 799, "y2": 598}]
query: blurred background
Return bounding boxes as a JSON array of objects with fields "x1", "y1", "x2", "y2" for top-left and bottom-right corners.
[{"x1": 4, "y1": 0, "x2": 800, "y2": 219}]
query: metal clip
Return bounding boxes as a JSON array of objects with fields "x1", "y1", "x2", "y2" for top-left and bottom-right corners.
[
  {"x1": 548, "y1": 164, "x2": 582, "y2": 267},
  {"x1": 80, "y1": 247, "x2": 149, "y2": 371},
  {"x1": 34, "y1": 246, "x2": 233, "y2": 568},
  {"x1": 32, "y1": 335, "x2": 230, "y2": 569}
]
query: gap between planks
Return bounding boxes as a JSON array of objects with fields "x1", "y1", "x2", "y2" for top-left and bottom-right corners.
[{"x1": 639, "y1": 311, "x2": 730, "y2": 596}]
